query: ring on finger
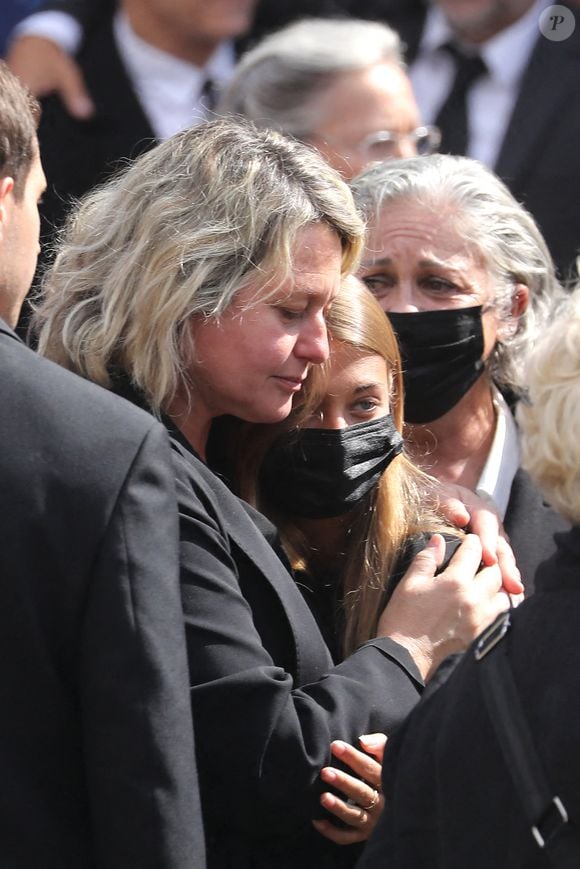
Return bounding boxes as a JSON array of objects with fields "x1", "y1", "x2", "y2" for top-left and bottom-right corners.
[{"x1": 361, "y1": 788, "x2": 380, "y2": 811}]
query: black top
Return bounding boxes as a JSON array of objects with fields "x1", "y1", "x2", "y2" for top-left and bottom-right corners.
[
  {"x1": 0, "y1": 322, "x2": 204, "y2": 868},
  {"x1": 111, "y1": 379, "x2": 425, "y2": 868},
  {"x1": 297, "y1": 534, "x2": 463, "y2": 664},
  {"x1": 358, "y1": 525, "x2": 580, "y2": 869}
]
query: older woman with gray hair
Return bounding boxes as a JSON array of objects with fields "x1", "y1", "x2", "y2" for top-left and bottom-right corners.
[
  {"x1": 358, "y1": 287, "x2": 580, "y2": 869},
  {"x1": 352, "y1": 153, "x2": 569, "y2": 593},
  {"x1": 220, "y1": 17, "x2": 440, "y2": 180}
]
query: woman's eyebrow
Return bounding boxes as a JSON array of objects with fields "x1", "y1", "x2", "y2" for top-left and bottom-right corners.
[{"x1": 353, "y1": 382, "x2": 383, "y2": 394}]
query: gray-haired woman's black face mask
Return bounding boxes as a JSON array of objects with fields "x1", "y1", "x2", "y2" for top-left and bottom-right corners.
[
  {"x1": 259, "y1": 414, "x2": 403, "y2": 520},
  {"x1": 388, "y1": 305, "x2": 486, "y2": 424}
]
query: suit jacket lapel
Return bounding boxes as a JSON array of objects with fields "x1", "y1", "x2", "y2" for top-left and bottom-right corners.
[
  {"x1": 495, "y1": 31, "x2": 580, "y2": 183},
  {"x1": 210, "y1": 470, "x2": 335, "y2": 680},
  {"x1": 174, "y1": 440, "x2": 335, "y2": 682},
  {"x1": 0, "y1": 320, "x2": 22, "y2": 343}
]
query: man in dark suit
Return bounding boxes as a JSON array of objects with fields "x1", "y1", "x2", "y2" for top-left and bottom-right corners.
[
  {"x1": 7, "y1": 0, "x2": 259, "y2": 333},
  {"x1": 0, "y1": 60, "x2": 205, "y2": 867},
  {"x1": 395, "y1": 0, "x2": 580, "y2": 281}
]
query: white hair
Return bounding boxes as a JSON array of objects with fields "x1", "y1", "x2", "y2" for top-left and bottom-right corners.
[
  {"x1": 518, "y1": 288, "x2": 580, "y2": 524},
  {"x1": 351, "y1": 154, "x2": 566, "y2": 396},
  {"x1": 219, "y1": 18, "x2": 403, "y2": 139}
]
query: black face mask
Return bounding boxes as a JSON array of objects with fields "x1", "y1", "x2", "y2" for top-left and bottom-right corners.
[
  {"x1": 259, "y1": 414, "x2": 403, "y2": 520},
  {"x1": 388, "y1": 306, "x2": 486, "y2": 424}
]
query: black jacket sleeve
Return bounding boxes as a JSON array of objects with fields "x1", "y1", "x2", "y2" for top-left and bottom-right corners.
[{"x1": 174, "y1": 449, "x2": 423, "y2": 839}]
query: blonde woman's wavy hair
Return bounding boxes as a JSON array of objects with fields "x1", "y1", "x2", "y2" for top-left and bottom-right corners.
[
  {"x1": 518, "y1": 288, "x2": 580, "y2": 524},
  {"x1": 34, "y1": 118, "x2": 364, "y2": 413},
  {"x1": 233, "y1": 277, "x2": 456, "y2": 657}
]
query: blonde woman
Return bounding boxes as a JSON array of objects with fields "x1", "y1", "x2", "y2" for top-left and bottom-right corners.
[{"x1": 35, "y1": 119, "x2": 519, "y2": 869}]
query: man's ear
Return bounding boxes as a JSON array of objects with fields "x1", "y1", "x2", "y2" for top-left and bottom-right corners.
[{"x1": 0, "y1": 176, "x2": 15, "y2": 241}]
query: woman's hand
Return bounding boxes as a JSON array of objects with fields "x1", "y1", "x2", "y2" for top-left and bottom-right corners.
[
  {"x1": 312, "y1": 737, "x2": 386, "y2": 845},
  {"x1": 377, "y1": 533, "x2": 512, "y2": 680},
  {"x1": 434, "y1": 483, "x2": 524, "y2": 596}
]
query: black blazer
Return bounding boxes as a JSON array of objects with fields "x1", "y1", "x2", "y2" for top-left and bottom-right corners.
[
  {"x1": 166, "y1": 435, "x2": 425, "y2": 869},
  {"x1": 504, "y1": 467, "x2": 569, "y2": 597},
  {"x1": 35, "y1": 0, "x2": 353, "y2": 240},
  {"x1": 0, "y1": 321, "x2": 205, "y2": 867},
  {"x1": 358, "y1": 525, "x2": 580, "y2": 869}
]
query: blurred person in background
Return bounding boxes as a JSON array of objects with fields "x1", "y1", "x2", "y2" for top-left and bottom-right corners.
[
  {"x1": 219, "y1": 18, "x2": 439, "y2": 180},
  {"x1": 9, "y1": 0, "x2": 579, "y2": 275},
  {"x1": 352, "y1": 154, "x2": 569, "y2": 593},
  {"x1": 8, "y1": 0, "x2": 258, "y2": 329},
  {"x1": 396, "y1": 0, "x2": 580, "y2": 280},
  {"x1": 10, "y1": 0, "x2": 256, "y2": 239}
]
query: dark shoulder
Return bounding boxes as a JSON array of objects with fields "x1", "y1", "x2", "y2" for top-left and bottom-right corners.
[{"x1": 0, "y1": 328, "x2": 160, "y2": 455}]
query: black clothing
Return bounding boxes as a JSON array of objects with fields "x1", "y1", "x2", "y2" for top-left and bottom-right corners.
[
  {"x1": 504, "y1": 467, "x2": 569, "y2": 596},
  {"x1": 173, "y1": 438, "x2": 425, "y2": 868},
  {"x1": 0, "y1": 320, "x2": 205, "y2": 868},
  {"x1": 435, "y1": 43, "x2": 488, "y2": 155},
  {"x1": 358, "y1": 525, "x2": 580, "y2": 869},
  {"x1": 107, "y1": 380, "x2": 426, "y2": 868},
  {"x1": 395, "y1": 5, "x2": 580, "y2": 281}
]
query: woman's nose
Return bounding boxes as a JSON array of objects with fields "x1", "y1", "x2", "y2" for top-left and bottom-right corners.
[
  {"x1": 295, "y1": 312, "x2": 329, "y2": 364},
  {"x1": 319, "y1": 413, "x2": 347, "y2": 430},
  {"x1": 382, "y1": 287, "x2": 421, "y2": 314}
]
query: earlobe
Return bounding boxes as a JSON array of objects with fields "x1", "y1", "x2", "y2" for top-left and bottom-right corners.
[
  {"x1": 511, "y1": 283, "x2": 529, "y2": 319},
  {"x1": 498, "y1": 284, "x2": 529, "y2": 341}
]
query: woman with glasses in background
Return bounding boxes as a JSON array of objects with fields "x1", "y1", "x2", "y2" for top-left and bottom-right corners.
[{"x1": 219, "y1": 18, "x2": 440, "y2": 180}]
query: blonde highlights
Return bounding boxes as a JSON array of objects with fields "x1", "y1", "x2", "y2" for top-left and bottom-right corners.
[
  {"x1": 313, "y1": 279, "x2": 452, "y2": 655},
  {"x1": 518, "y1": 289, "x2": 580, "y2": 524},
  {"x1": 34, "y1": 118, "x2": 364, "y2": 412}
]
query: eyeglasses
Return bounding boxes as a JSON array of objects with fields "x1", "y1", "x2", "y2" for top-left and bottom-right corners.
[{"x1": 359, "y1": 125, "x2": 441, "y2": 161}]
